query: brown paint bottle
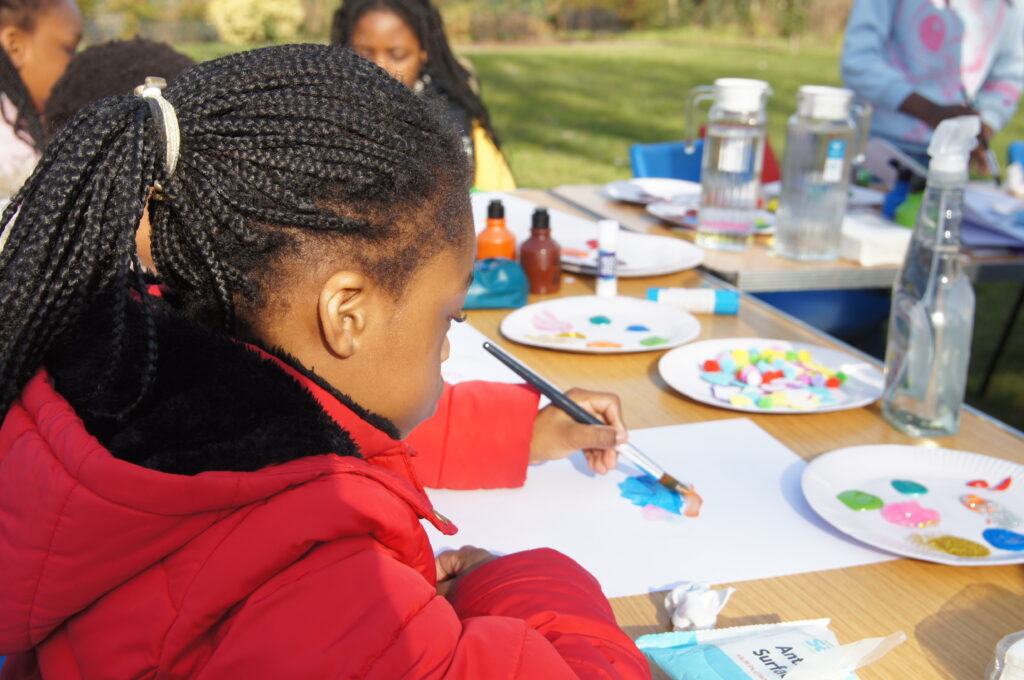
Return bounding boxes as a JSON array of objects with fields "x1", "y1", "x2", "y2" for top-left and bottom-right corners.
[
  {"x1": 477, "y1": 199, "x2": 516, "y2": 260},
  {"x1": 519, "y1": 208, "x2": 561, "y2": 294}
]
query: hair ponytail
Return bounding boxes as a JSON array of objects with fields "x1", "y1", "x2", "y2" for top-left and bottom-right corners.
[{"x1": 0, "y1": 93, "x2": 161, "y2": 417}]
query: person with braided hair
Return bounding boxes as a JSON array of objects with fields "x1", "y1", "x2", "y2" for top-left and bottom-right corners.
[
  {"x1": 332, "y1": 0, "x2": 516, "y2": 192},
  {"x1": 0, "y1": 45, "x2": 648, "y2": 678},
  {"x1": 0, "y1": 0, "x2": 80, "y2": 198}
]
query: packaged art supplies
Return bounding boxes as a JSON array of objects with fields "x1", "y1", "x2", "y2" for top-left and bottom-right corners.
[{"x1": 636, "y1": 619, "x2": 905, "y2": 680}]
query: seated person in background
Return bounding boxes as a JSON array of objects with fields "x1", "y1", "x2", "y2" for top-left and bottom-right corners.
[
  {"x1": 0, "y1": 0, "x2": 81, "y2": 197},
  {"x1": 0, "y1": 45, "x2": 644, "y2": 677},
  {"x1": 331, "y1": 0, "x2": 516, "y2": 191},
  {"x1": 42, "y1": 37, "x2": 195, "y2": 270},
  {"x1": 44, "y1": 37, "x2": 195, "y2": 140},
  {"x1": 841, "y1": 0, "x2": 1024, "y2": 171}
]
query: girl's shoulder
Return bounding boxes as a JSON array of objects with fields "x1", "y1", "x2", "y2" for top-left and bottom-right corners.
[{"x1": 0, "y1": 95, "x2": 40, "y2": 198}]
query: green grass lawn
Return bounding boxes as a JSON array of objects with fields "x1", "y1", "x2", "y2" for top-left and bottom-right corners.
[{"x1": 179, "y1": 37, "x2": 1024, "y2": 431}]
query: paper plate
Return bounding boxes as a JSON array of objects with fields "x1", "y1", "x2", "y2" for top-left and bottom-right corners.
[
  {"x1": 558, "y1": 229, "x2": 704, "y2": 277},
  {"x1": 762, "y1": 181, "x2": 885, "y2": 208},
  {"x1": 658, "y1": 337, "x2": 883, "y2": 413},
  {"x1": 646, "y1": 200, "x2": 775, "y2": 235},
  {"x1": 602, "y1": 178, "x2": 701, "y2": 205},
  {"x1": 471, "y1": 192, "x2": 703, "y2": 277},
  {"x1": 500, "y1": 295, "x2": 700, "y2": 354},
  {"x1": 802, "y1": 445, "x2": 1024, "y2": 565}
]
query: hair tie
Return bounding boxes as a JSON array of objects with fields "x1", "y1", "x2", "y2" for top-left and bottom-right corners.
[{"x1": 135, "y1": 76, "x2": 180, "y2": 180}]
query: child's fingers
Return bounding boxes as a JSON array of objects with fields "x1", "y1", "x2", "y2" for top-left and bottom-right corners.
[
  {"x1": 584, "y1": 447, "x2": 618, "y2": 475},
  {"x1": 435, "y1": 545, "x2": 495, "y2": 583},
  {"x1": 563, "y1": 422, "x2": 619, "y2": 453},
  {"x1": 564, "y1": 388, "x2": 628, "y2": 444}
]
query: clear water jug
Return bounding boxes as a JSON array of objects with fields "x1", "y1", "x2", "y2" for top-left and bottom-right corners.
[
  {"x1": 775, "y1": 86, "x2": 871, "y2": 261},
  {"x1": 685, "y1": 78, "x2": 771, "y2": 251}
]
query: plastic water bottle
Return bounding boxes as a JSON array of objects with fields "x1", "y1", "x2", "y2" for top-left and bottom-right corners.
[
  {"x1": 684, "y1": 78, "x2": 771, "y2": 251},
  {"x1": 881, "y1": 116, "x2": 979, "y2": 437}
]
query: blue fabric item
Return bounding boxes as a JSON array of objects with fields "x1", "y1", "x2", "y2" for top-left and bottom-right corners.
[
  {"x1": 630, "y1": 140, "x2": 704, "y2": 181},
  {"x1": 882, "y1": 177, "x2": 911, "y2": 219},
  {"x1": 1009, "y1": 141, "x2": 1024, "y2": 166},
  {"x1": 618, "y1": 474, "x2": 682, "y2": 514},
  {"x1": 841, "y1": 0, "x2": 1024, "y2": 157},
  {"x1": 752, "y1": 289, "x2": 891, "y2": 340},
  {"x1": 463, "y1": 257, "x2": 529, "y2": 310}
]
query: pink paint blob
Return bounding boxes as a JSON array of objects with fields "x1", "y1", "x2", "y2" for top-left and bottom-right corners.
[
  {"x1": 882, "y1": 501, "x2": 940, "y2": 528},
  {"x1": 919, "y1": 15, "x2": 946, "y2": 52},
  {"x1": 641, "y1": 504, "x2": 683, "y2": 522},
  {"x1": 532, "y1": 310, "x2": 571, "y2": 333}
]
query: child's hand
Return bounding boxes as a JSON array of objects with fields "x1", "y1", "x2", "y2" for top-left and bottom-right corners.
[
  {"x1": 435, "y1": 545, "x2": 497, "y2": 597},
  {"x1": 529, "y1": 388, "x2": 628, "y2": 475}
]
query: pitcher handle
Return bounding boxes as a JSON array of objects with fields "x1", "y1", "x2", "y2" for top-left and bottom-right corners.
[
  {"x1": 684, "y1": 86, "x2": 715, "y2": 154},
  {"x1": 851, "y1": 99, "x2": 873, "y2": 166}
]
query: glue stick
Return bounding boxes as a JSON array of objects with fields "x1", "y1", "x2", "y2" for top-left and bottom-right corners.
[
  {"x1": 647, "y1": 287, "x2": 739, "y2": 315},
  {"x1": 596, "y1": 219, "x2": 618, "y2": 297}
]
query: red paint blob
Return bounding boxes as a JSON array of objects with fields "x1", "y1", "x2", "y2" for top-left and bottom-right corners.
[
  {"x1": 993, "y1": 476, "x2": 1013, "y2": 491},
  {"x1": 967, "y1": 480, "x2": 988, "y2": 488},
  {"x1": 826, "y1": 377, "x2": 841, "y2": 388},
  {"x1": 586, "y1": 239, "x2": 599, "y2": 249},
  {"x1": 703, "y1": 359, "x2": 721, "y2": 372}
]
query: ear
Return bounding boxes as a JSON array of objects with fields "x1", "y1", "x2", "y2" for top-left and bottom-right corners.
[
  {"x1": 0, "y1": 25, "x2": 27, "y2": 69},
  {"x1": 318, "y1": 270, "x2": 372, "y2": 359}
]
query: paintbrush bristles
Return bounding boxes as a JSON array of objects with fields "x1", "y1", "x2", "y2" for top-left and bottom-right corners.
[
  {"x1": 657, "y1": 472, "x2": 690, "y2": 493},
  {"x1": 658, "y1": 473, "x2": 703, "y2": 519}
]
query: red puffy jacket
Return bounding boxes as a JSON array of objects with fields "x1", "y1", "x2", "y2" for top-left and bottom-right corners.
[{"x1": 0, "y1": 305, "x2": 649, "y2": 679}]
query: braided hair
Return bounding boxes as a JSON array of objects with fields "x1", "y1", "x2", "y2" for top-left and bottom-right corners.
[
  {"x1": 0, "y1": 0, "x2": 54, "y2": 151},
  {"x1": 331, "y1": 0, "x2": 502, "y2": 149},
  {"x1": 0, "y1": 44, "x2": 470, "y2": 419}
]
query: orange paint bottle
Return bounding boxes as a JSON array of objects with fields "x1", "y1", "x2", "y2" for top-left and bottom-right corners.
[{"x1": 477, "y1": 199, "x2": 516, "y2": 260}]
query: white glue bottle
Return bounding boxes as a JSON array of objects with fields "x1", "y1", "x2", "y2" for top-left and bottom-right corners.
[
  {"x1": 881, "y1": 116, "x2": 978, "y2": 437},
  {"x1": 596, "y1": 219, "x2": 618, "y2": 297}
]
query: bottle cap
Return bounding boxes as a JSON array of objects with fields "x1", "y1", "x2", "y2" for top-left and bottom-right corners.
[
  {"x1": 713, "y1": 290, "x2": 740, "y2": 314},
  {"x1": 714, "y1": 78, "x2": 771, "y2": 114},
  {"x1": 927, "y1": 115, "x2": 980, "y2": 186},
  {"x1": 796, "y1": 85, "x2": 853, "y2": 121},
  {"x1": 531, "y1": 207, "x2": 550, "y2": 230},
  {"x1": 488, "y1": 199, "x2": 504, "y2": 219}
]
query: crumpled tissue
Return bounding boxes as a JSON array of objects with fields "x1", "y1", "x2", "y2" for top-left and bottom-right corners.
[{"x1": 664, "y1": 582, "x2": 736, "y2": 631}]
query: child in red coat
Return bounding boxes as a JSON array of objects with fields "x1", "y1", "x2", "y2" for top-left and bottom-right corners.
[{"x1": 0, "y1": 45, "x2": 649, "y2": 678}]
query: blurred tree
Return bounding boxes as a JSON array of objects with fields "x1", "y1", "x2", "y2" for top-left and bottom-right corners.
[
  {"x1": 207, "y1": 0, "x2": 306, "y2": 43},
  {"x1": 104, "y1": 0, "x2": 165, "y2": 37}
]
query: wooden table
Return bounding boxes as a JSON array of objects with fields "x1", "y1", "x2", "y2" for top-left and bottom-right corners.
[
  {"x1": 466, "y1": 190, "x2": 1024, "y2": 679},
  {"x1": 549, "y1": 184, "x2": 1024, "y2": 292}
]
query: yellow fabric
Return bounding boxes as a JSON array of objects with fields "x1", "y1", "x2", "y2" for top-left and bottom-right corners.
[{"x1": 472, "y1": 120, "x2": 516, "y2": 191}]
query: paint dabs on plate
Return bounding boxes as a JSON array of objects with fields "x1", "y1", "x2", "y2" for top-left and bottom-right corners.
[{"x1": 803, "y1": 445, "x2": 1024, "y2": 566}]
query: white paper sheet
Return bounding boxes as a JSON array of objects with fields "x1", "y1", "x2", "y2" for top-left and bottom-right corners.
[
  {"x1": 425, "y1": 418, "x2": 895, "y2": 599},
  {"x1": 442, "y1": 321, "x2": 524, "y2": 385}
]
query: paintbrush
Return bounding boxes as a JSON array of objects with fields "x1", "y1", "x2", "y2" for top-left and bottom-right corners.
[{"x1": 482, "y1": 341, "x2": 702, "y2": 517}]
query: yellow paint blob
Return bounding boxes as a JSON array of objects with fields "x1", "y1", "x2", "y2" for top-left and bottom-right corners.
[{"x1": 913, "y1": 534, "x2": 991, "y2": 558}]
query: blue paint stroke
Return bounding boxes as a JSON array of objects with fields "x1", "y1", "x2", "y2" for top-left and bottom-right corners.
[
  {"x1": 983, "y1": 528, "x2": 1024, "y2": 551},
  {"x1": 618, "y1": 474, "x2": 682, "y2": 515}
]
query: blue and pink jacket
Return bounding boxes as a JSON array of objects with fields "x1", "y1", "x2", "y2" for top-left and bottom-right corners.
[{"x1": 842, "y1": 0, "x2": 1024, "y2": 156}]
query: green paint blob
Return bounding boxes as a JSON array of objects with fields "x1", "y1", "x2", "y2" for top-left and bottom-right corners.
[
  {"x1": 837, "y1": 489, "x2": 884, "y2": 511},
  {"x1": 891, "y1": 479, "x2": 928, "y2": 496},
  {"x1": 589, "y1": 315, "x2": 612, "y2": 325},
  {"x1": 639, "y1": 336, "x2": 670, "y2": 346}
]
